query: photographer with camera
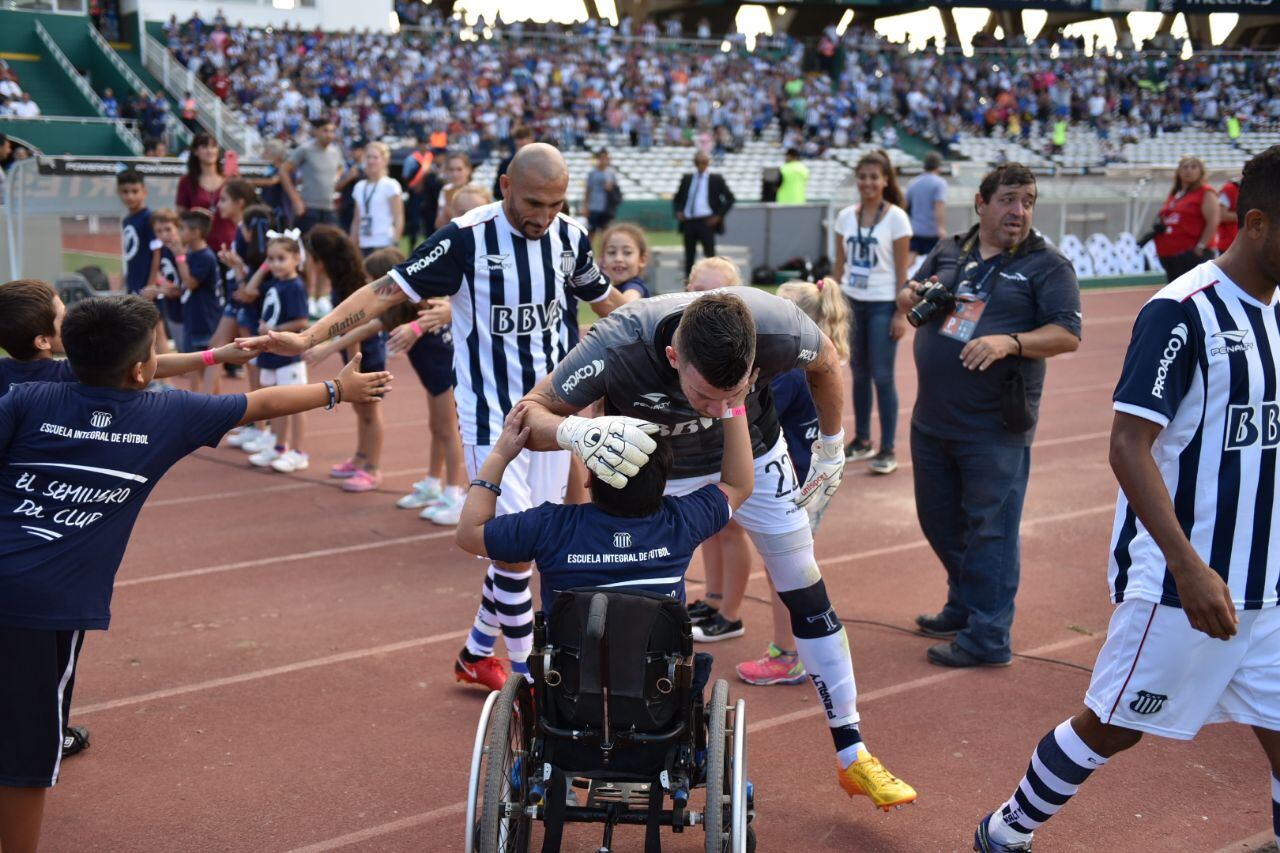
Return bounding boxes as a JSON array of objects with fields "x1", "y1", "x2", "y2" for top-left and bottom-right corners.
[{"x1": 900, "y1": 163, "x2": 1082, "y2": 668}]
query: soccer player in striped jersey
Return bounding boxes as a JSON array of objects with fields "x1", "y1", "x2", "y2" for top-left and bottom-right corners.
[
  {"x1": 975, "y1": 146, "x2": 1280, "y2": 852},
  {"x1": 238, "y1": 144, "x2": 628, "y2": 690}
]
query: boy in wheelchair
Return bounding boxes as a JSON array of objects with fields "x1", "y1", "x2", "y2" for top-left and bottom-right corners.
[{"x1": 457, "y1": 398, "x2": 755, "y2": 853}]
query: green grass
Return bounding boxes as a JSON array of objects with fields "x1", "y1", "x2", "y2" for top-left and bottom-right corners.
[{"x1": 63, "y1": 250, "x2": 121, "y2": 276}]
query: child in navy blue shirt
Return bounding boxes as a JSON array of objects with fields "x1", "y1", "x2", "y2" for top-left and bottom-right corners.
[
  {"x1": 0, "y1": 278, "x2": 256, "y2": 399},
  {"x1": 456, "y1": 397, "x2": 754, "y2": 622},
  {"x1": 163, "y1": 210, "x2": 223, "y2": 395},
  {"x1": 0, "y1": 295, "x2": 391, "y2": 850},
  {"x1": 217, "y1": 204, "x2": 274, "y2": 452},
  {"x1": 147, "y1": 208, "x2": 185, "y2": 348},
  {"x1": 600, "y1": 224, "x2": 651, "y2": 303},
  {"x1": 248, "y1": 234, "x2": 311, "y2": 473},
  {"x1": 117, "y1": 170, "x2": 169, "y2": 354}
]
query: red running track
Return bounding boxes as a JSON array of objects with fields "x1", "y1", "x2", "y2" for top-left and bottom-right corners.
[{"x1": 39, "y1": 288, "x2": 1278, "y2": 852}]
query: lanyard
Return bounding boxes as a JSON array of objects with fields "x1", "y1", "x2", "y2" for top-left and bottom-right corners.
[
  {"x1": 958, "y1": 245, "x2": 1008, "y2": 299},
  {"x1": 361, "y1": 178, "x2": 379, "y2": 215},
  {"x1": 854, "y1": 202, "x2": 885, "y2": 248}
]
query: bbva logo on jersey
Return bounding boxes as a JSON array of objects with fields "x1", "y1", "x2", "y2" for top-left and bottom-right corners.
[
  {"x1": 490, "y1": 300, "x2": 563, "y2": 336},
  {"x1": 1224, "y1": 402, "x2": 1280, "y2": 451}
]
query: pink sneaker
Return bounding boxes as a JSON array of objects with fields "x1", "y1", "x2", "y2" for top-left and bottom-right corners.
[
  {"x1": 735, "y1": 644, "x2": 807, "y2": 686},
  {"x1": 341, "y1": 469, "x2": 382, "y2": 492},
  {"x1": 330, "y1": 458, "x2": 360, "y2": 479}
]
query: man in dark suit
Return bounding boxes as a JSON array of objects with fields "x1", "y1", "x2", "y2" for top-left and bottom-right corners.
[{"x1": 673, "y1": 151, "x2": 735, "y2": 277}]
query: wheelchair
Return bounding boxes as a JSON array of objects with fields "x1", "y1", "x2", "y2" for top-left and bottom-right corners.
[{"x1": 465, "y1": 589, "x2": 755, "y2": 853}]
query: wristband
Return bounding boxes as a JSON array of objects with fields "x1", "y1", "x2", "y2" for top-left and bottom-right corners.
[
  {"x1": 470, "y1": 478, "x2": 502, "y2": 496},
  {"x1": 409, "y1": 321, "x2": 424, "y2": 336},
  {"x1": 332, "y1": 377, "x2": 344, "y2": 404},
  {"x1": 819, "y1": 429, "x2": 845, "y2": 446},
  {"x1": 175, "y1": 254, "x2": 187, "y2": 264},
  {"x1": 722, "y1": 405, "x2": 747, "y2": 419},
  {"x1": 200, "y1": 349, "x2": 217, "y2": 366},
  {"x1": 258, "y1": 262, "x2": 269, "y2": 272},
  {"x1": 1008, "y1": 333, "x2": 1022, "y2": 356},
  {"x1": 323, "y1": 380, "x2": 338, "y2": 411}
]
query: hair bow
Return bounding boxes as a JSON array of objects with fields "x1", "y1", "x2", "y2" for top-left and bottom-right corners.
[{"x1": 266, "y1": 228, "x2": 306, "y2": 268}]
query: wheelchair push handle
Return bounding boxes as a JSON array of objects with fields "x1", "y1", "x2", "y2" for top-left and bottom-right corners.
[{"x1": 586, "y1": 593, "x2": 609, "y2": 642}]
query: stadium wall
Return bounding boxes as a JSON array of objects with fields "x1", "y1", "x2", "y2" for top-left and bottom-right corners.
[{"x1": 121, "y1": 0, "x2": 392, "y2": 34}]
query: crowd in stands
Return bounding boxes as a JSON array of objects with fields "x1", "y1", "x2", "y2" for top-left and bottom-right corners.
[
  {"x1": 0, "y1": 62, "x2": 39, "y2": 119},
  {"x1": 156, "y1": 10, "x2": 1280, "y2": 166}
]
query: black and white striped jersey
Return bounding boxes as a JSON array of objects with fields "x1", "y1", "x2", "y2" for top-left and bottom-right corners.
[
  {"x1": 1110, "y1": 262, "x2": 1280, "y2": 610},
  {"x1": 389, "y1": 202, "x2": 612, "y2": 445}
]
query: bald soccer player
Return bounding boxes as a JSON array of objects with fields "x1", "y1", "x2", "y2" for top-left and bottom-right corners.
[{"x1": 239, "y1": 143, "x2": 629, "y2": 689}]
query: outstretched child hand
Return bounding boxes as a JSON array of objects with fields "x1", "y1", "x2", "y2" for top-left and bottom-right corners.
[
  {"x1": 493, "y1": 404, "x2": 531, "y2": 463},
  {"x1": 386, "y1": 322, "x2": 422, "y2": 356},
  {"x1": 214, "y1": 342, "x2": 257, "y2": 366},
  {"x1": 335, "y1": 351, "x2": 394, "y2": 404}
]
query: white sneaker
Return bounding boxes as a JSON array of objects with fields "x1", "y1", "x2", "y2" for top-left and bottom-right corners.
[
  {"x1": 227, "y1": 426, "x2": 260, "y2": 448},
  {"x1": 308, "y1": 297, "x2": 320, "y2": 318},
  {"x1": 271, "y1": 450, "x2": 310, "y2": 473},
  {"x1": 317, "y1": 295, "x2": 333, "y2": 315},
  {"x1": 249, "y1": 446, "x2": 282, "y2": 468},
  {"x1": 423, "y1": 494, "x2": 462, "y2": 526},
  {"x1": 397, "y1": 478, "x2": 443, "y2": 509},
  {"x1": 242, "y1": 431, "x2": 276, "y2": 454}
]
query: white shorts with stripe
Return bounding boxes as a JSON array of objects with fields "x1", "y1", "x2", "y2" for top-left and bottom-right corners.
[
  {"x1": 1084, "y1": 599, "x2": 1280, "y2": 739},
  {"x1": 464, "y1": 444, "x2": 570, "y2": 516},
  {"x1": 664, "y1": 435, "x2": 809, "y2": 536}
]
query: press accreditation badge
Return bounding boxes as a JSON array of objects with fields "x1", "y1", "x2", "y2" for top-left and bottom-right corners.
[
  {"x1": 849, "y1": 262, "x2": 872, "y2": 290},
  {"x1": 939, "y1": 295, "x2": 987, "y2": 343}
]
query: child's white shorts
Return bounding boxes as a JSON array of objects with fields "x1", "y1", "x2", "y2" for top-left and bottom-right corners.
[
  {"x1": 1084, "y1": 599, "x2": 1280, "y2": 739},
  {"x1": 465, "y1": 445, "x2": 570, "y2": 516},
  {"x1": 664, "y1": 435, "x2": 809, "y2": 536},
  {"x1": 258, "y1": 362, "x2": 308, "y2": 388}
]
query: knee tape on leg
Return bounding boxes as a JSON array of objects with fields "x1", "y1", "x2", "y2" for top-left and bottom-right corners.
[
  {"x1": 747, "y1": 526, "x2": 821, "y2": 593},
  {"x1": 778, "y1": 580, "x2": 841, "y2": 639}
]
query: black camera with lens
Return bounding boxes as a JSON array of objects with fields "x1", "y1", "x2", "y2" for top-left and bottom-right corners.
[
  {"x1": 1136, "y1": 219, "x2": 1167, "y2": 247},
  {"x1": 906, "y1": 281, "x2": 956, "y2": 328}
]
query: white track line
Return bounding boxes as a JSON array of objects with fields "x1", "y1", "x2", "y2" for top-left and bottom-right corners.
[
  {"x1": 73, "y1": 629, "x2": 469, "y2": 715},
  {"x1": 146, "y1": 464, "x2": 428, "y2": 509},
  {"x1": 115, "y1": 529, "x2": 456, "y2": 587},
  {"x1": 278, "y1": 633, "x2": 1102, "y2": 851},
  {"x1": 284, "y1": 802, "x2": 468, "y2": 853}
]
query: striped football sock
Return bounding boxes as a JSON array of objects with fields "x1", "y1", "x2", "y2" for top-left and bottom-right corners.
[
  {"x1": 463, "y1": 564, "x2": 503, "y2": 658},
  {"x1": 989, "y1": 719, "x2": 1108, "y2": 846},
  {"x1": 1272, "y1": 774, "x2": 1279, "y2": 849}
]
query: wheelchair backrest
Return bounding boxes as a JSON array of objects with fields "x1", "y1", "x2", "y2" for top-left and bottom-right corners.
[{"x1": 541, "y1": 588, "x2": 692, "y2": 733}]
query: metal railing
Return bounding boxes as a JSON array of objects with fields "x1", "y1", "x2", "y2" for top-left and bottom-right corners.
[
  {"x1": 33, "y1": 20, "x2": 142, "y2": 156},
  {"x1": 140, "y1": 31, "x2": 259, "y2": 156},
  {"x1": 86, "y1": 23, "x2": 193, "y2": 152}
]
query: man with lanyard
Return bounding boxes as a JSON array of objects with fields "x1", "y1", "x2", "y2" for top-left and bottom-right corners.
[
  {"x1": 515, "y1": 288, "x2": 918, "y2": 811},
  {"x1": 900, "y1": 163, "x2": 1082, "y2": 668},
  {"x1": 238, "y1": 144, "x2": 627, "y2": 690}
]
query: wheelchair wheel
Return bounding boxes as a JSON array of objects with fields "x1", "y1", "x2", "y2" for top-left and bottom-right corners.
[
  {"x1": 704, "y1": 679, "x2": 729, "y2": 853},
  {"x1": 477, "y1": 677, "x2": 534, "y2": 853}
]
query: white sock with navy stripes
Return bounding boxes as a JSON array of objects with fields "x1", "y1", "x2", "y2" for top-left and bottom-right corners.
[
  {"x1": 464, "y1": 564, "x2": 504, "y2": 659},
  {"x1": 1271, "y1": 774, "x2": 1279, "y2": 849},
  {"x1": 988, "y1": 719, "x2": 1108, "y2": 846},
  {"x1": 491, "y1": 565, "x2": 534, "y2": 677}
]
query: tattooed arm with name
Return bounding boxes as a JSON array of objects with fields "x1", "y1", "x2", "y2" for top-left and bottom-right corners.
[{"x1": 236, "y1": 224, "x2": 466, "y2": 357}]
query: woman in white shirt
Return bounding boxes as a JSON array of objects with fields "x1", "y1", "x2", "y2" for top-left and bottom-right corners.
[
  {"x1": 833, "y1": 150, "x2": 912, "y2": 474},
  {"x1": 350, "y1": 141, "x2": 404, "y2": 255}
]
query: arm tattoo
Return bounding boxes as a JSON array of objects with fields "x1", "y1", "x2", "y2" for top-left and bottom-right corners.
[
  {"x1": 322, "y1": 309, "x2": 368, "y2": 342},
  {"x1": 371, "y1": 276, "x2": 400, "y2": 298}
]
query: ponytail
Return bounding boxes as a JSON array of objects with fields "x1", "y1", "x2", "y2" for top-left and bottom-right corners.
[{"x1": 777, "y1": 278, "x2": 850, "y2": 364}]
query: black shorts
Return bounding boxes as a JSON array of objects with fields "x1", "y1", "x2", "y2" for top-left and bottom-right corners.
[
  {"x1": 909, "y1": 235, "x2": 939, "y2": 256},
  {"x1": 407, "y1": 327, "x2": 455, "y2": 396},
  {"x1": 0, "y1": 626, "x2": 85, "y2": 787},
  {"x1": 587, "y1": 211, "x2": 614, "y2": 233}
]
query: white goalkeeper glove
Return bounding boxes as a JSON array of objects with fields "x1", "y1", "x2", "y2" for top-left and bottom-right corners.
[
  {"x1": 556, "y1": 414, "x2": 661, "y2": 489},
  {"x1": 795, "y1": 430, "x2": 845, "y2": 518}
]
